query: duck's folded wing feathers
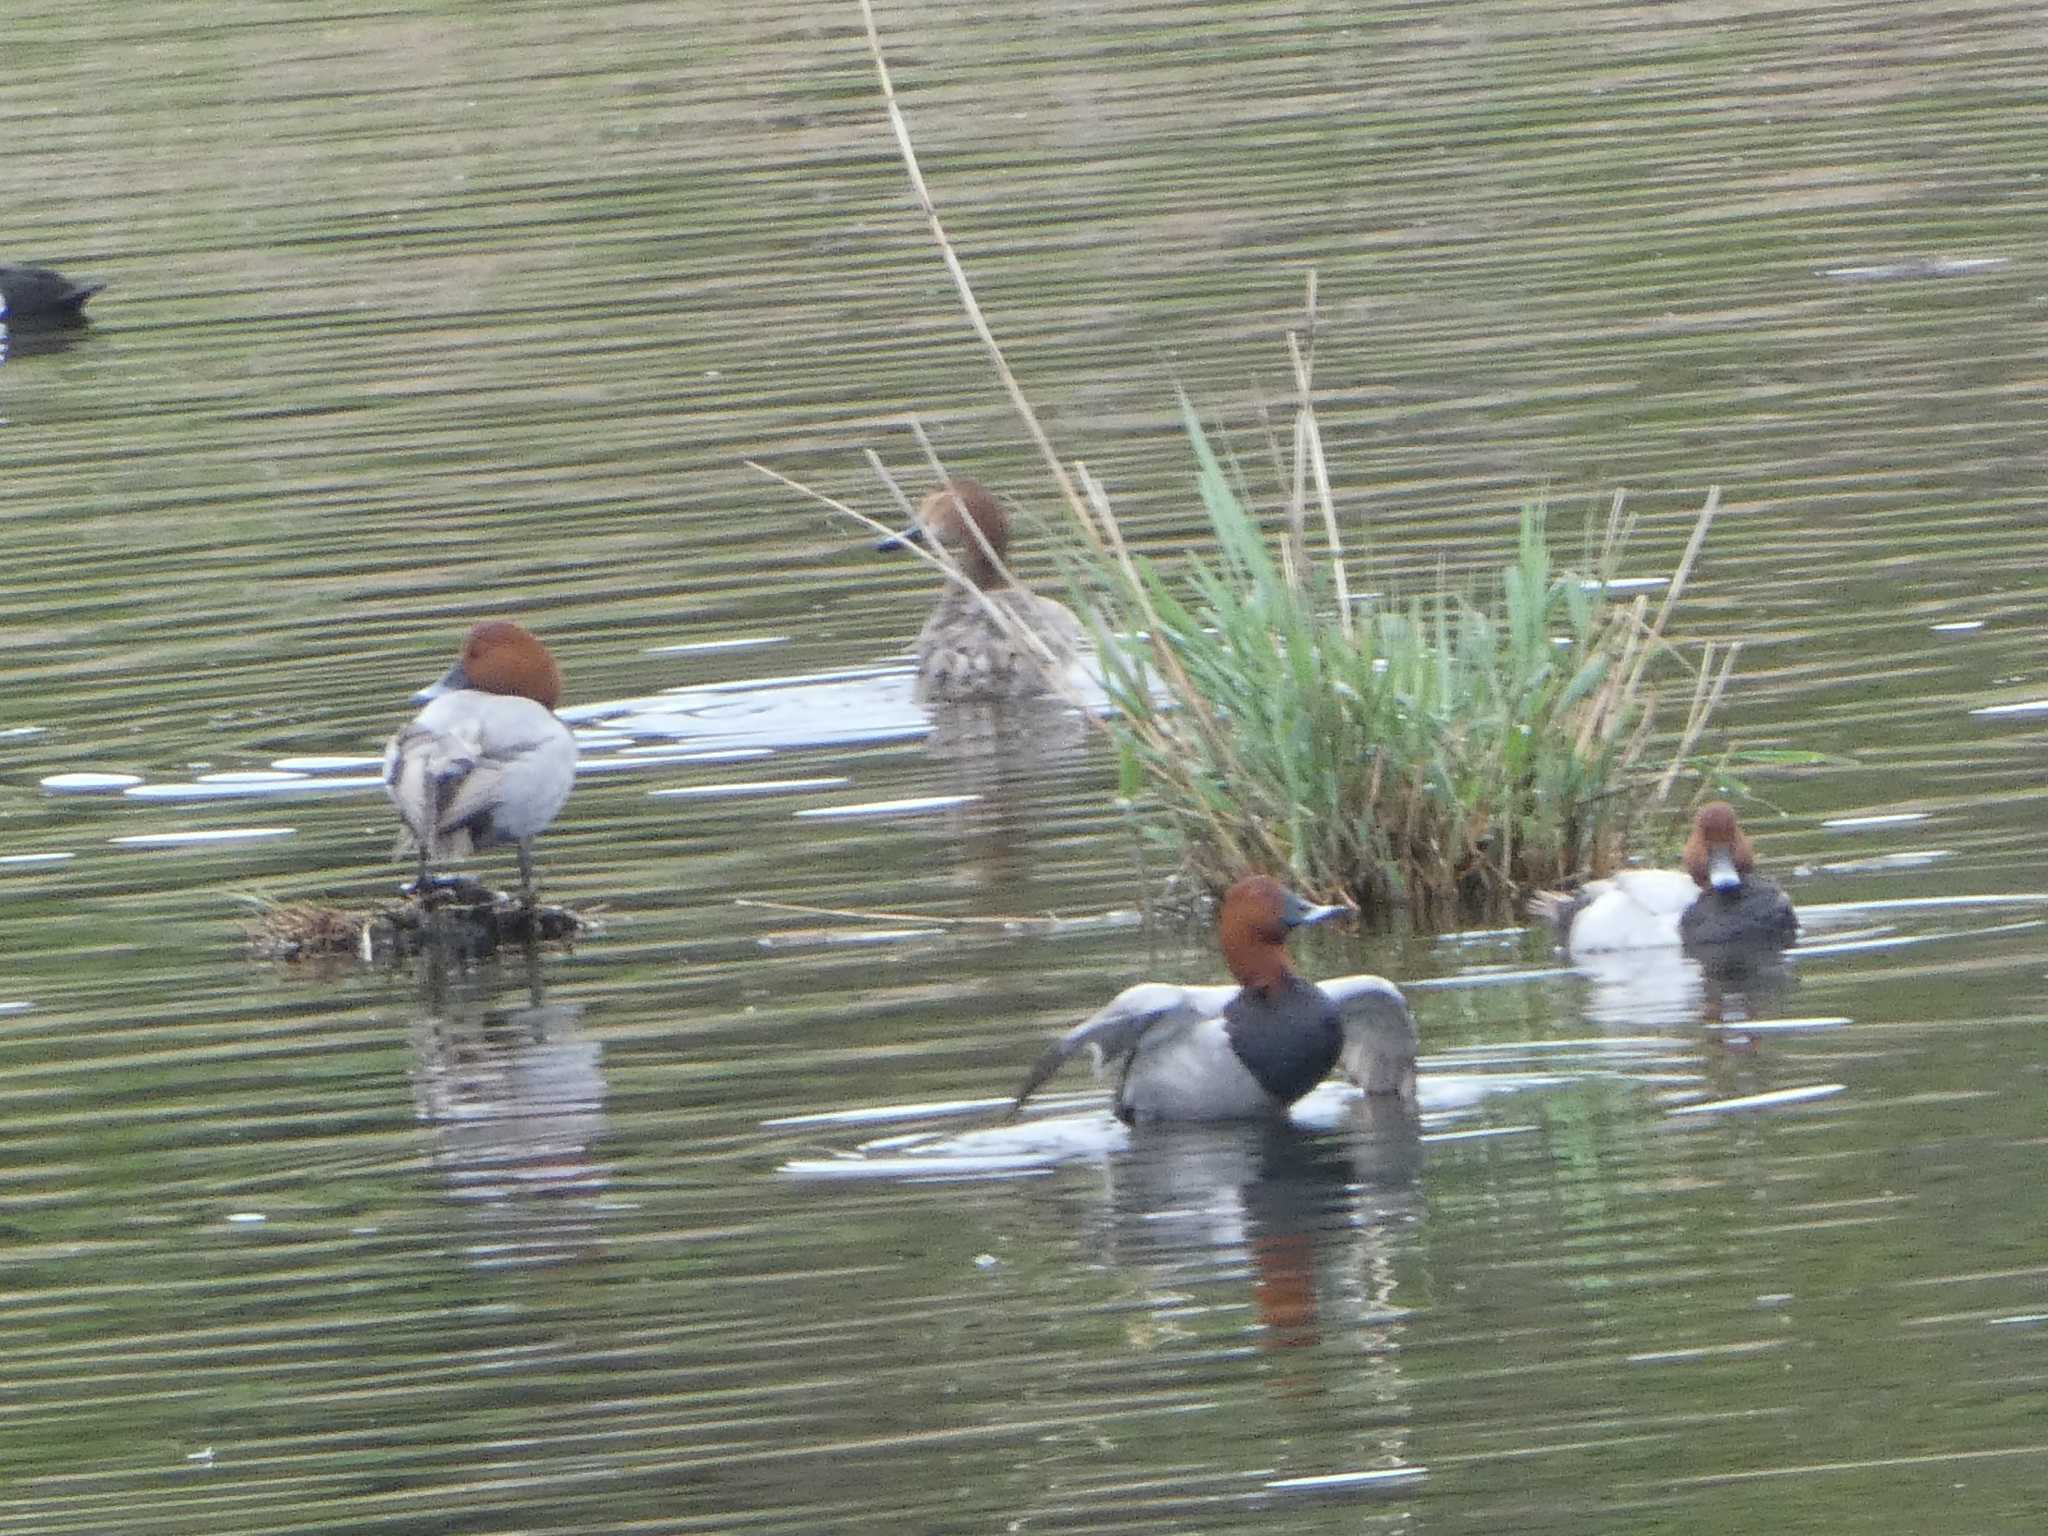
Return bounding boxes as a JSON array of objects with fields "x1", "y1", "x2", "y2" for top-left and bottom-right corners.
[
  {"x1": 428, "y1": 755, "x2": 513, "y2": 838},
  {"x1": 1607, "y1": 868, "x2": 1701, "y2": 917},
  {"x1": 385, "y1": 722, "x2": 484, "y2": 844},
  {"x1": 1011, "y1": 983, "x2": 1231, "y2": 1112},
  {"x1": 1323, "y1": 974, "x2": 1419, "y2": 1100}
]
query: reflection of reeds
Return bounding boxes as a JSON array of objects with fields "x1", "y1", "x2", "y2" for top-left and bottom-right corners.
[{"x1": 854, "y1": 2, "x2": 1736, "y2": 922}]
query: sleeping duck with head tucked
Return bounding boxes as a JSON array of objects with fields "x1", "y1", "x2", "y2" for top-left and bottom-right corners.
[
  {"x1": 876, "y1": 477, "x2": 1088, "y2": 704},
  {"x1": 1011, "y1": 875, "x2": 1419, "y2": 1124},
  {"x1": 383, "y1": 620, "x2": 577, "y2": 907}
]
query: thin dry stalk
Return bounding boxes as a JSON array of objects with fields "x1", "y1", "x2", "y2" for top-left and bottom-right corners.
[
  {"x1": 1617, "y1": 703, "x2": 1660, "y2": 781},
  {"x1": 1277, "y1": 415, "x2": 1310, "y2": 593},
  {"x1": 1581, "y1": 593, "x2": 1648, "y2": 754},
  {"x1": 1077, "y1": 465, "x2": 1233, "y2": 757},
  {"x1": 1654, "y1": 640, "x2": 1742, "y2": 802},
  {"x1": 1291, "y1": 274, "x2": 1354, "y2": 627},
  {"x1": 856, "y1": 0, "x2": 1104, "y2": 556},
  {"x1": 1677, "y1": 639, "x2": 1720, "y2": 748},
  {"x1": 734, "y1": 897, "x2": 1093, "y2": 927},
  {"x1": 1286, "y1": 331, "x2": 1354, "y2": 640},
  {"x1": 1623, "y1": 485, "x2": 1720, "y2": 699},
  {"x1": 1281, "y1": 290, "x2": 1314, "y2": 593},
  {"x1": 1282, "y1": 407, "x2": 1308, "y2": 592},
  {"x1": 1251, "y1": 379, "x2": 1291, "y2": 505},
  {"x1": 1648, "y1": 485, "x2": 1720, "y2": 637},
  {"x1": 1604, "y1": 488, "x2": 1632, "y2": 555},
  {"x1": 875, "y1": 436, "x2": 937, "y2": 524},
  {"x1": 904, "y1": 417, "x2": 953, "y2": 495},
  {"x1": 747, "y1": 458, "x2": 962, "y2": 591},
  {"x1": 1073, "y1": 470, "x2": 1256, "y2": 814},
  {"x1": 1306, "y1": 414, "x2": 1352, "y2": 639}
]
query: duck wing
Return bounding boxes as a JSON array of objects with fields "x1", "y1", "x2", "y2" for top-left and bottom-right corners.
[
  {"x1": 423, "y1": 739, "x2": 522, "y2": 842},
  {"x1": 1010, "y1": 982, "x2": 1236, "y2": 1112},
  {"x1": 386, "y1": 696, "x2": 574, "y2": 854},
  {"x1": 385, "y1": 716, "x2": 487, "y2": 853},
  {"x1": 1321, "y1": 974, "x2": 1419, "y2": 1100},
  {"x1": 1605, "y1": 869, "x2": 1701, "y2": 918}
]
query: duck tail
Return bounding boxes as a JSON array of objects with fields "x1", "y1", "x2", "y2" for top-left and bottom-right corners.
[
  {"x1": 387, "y1": 738, "x2": 483, "y2": 865},
  {"x1": 1525, "y1": 888, "x2": 1577, "y2": 929},
  {"x1": 389, "y1": 824, "x2": 478, "y2": 863}
]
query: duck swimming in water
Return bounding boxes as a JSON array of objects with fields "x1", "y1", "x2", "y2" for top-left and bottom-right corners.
[
  {"x1": 876, "y1": 477, "x2": 1088, "y2": 704},
  {"x1": 384, "y1": 621, "x2": 577, "y2": 905},
  {"x1": 1012, "y1": 875, "x2": 1419, "y2": 1123},
  {"x1": 1534, "y1": 800, "x2": 1798, "y2": 956},
  {"x1": 0, "y1": 265, "x2": 103, "y2": 329}
]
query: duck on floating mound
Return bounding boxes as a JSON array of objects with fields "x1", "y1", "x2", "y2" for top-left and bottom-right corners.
[
  {"x1": 876, "y1": 477, "x2": 1088, "y2": 704},
  {"x1": 1532, "y1": 800, "x2": 1798, "y2": 957},
  {"x1": 0, "y1": 265, "x2": 103, "y2": 329},
  {"x1": 384, "y1": 621, "x2": 577, "y2": 907},
  {"x1": 1011, "y1": 875, "x2": 1419, "y2": 1123}
]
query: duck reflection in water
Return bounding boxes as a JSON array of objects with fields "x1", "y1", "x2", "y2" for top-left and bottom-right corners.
[
  {"x1": 1102, "y1": 1107, "x2": 1422, "y2": 1371},
  {"x1": 410, "y1": 947, "x2": 610, "y2": 1267},
  {"x1": 917, "y1": 695, "x2": 1097, "y2": 899},
  {"x1": 0, "y1": 325, "x2": 93, "y2": 363},
  {"x1": 1569, "y1": 935, "x2": 1800, "y2": 1032},
  {"x1": 1695, "y1": 940, "x2": 1797, "y2": 1024}
]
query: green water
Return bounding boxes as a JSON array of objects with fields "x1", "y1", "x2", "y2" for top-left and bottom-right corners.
[{"x1": 3, "y1": 2, "x2": 2045, "y2": 1532}]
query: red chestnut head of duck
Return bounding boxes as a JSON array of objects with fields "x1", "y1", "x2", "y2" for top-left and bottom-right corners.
[
  {"x1": 1682, "y1": 800, "x2": 1755, "y2": 893},
  {"x1": 876, "y1": 477, "x2": 1013, "y2": 591},
  {"x1": 416, "y1": 621, "x2": 564, "y2": 711},
  {"x1": 1217, "y1": 875, "x2": 1348, "y2": 991}
]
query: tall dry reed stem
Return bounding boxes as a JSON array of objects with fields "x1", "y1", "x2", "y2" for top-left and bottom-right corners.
[{"x1": 824, "y1": 6, "x2": 1748, "y2": 920}]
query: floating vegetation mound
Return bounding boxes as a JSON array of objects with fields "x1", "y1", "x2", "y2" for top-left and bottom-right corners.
[{"x1": 245, "y1": 881, "x2": 585, "y2": 964}]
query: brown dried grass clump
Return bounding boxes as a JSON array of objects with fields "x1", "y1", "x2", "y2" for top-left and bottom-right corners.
[{"x1": 243, "y1": 885, "x2": 585, "y2": 964}]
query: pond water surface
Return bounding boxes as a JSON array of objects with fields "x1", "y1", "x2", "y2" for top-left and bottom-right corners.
[{"x1": 4, "y1": 2, "x2": 2046, "y2": 1533}]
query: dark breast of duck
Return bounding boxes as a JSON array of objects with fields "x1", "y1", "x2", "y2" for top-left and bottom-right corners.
[
  {"x1": 1221, "y1": 975, "x2": 1344, "y2": 1105},
  {"x1": 1680, "y1": 877, "x2": 1797, "y2": 947}
]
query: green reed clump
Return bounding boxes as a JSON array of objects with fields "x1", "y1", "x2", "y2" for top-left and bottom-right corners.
[
  {"x1": 1083, "y1": 400, "x2": 1729, "y2": 926},
  {"x1": 845, "y1": 17, "x2": 1735, "y2": 927}
]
